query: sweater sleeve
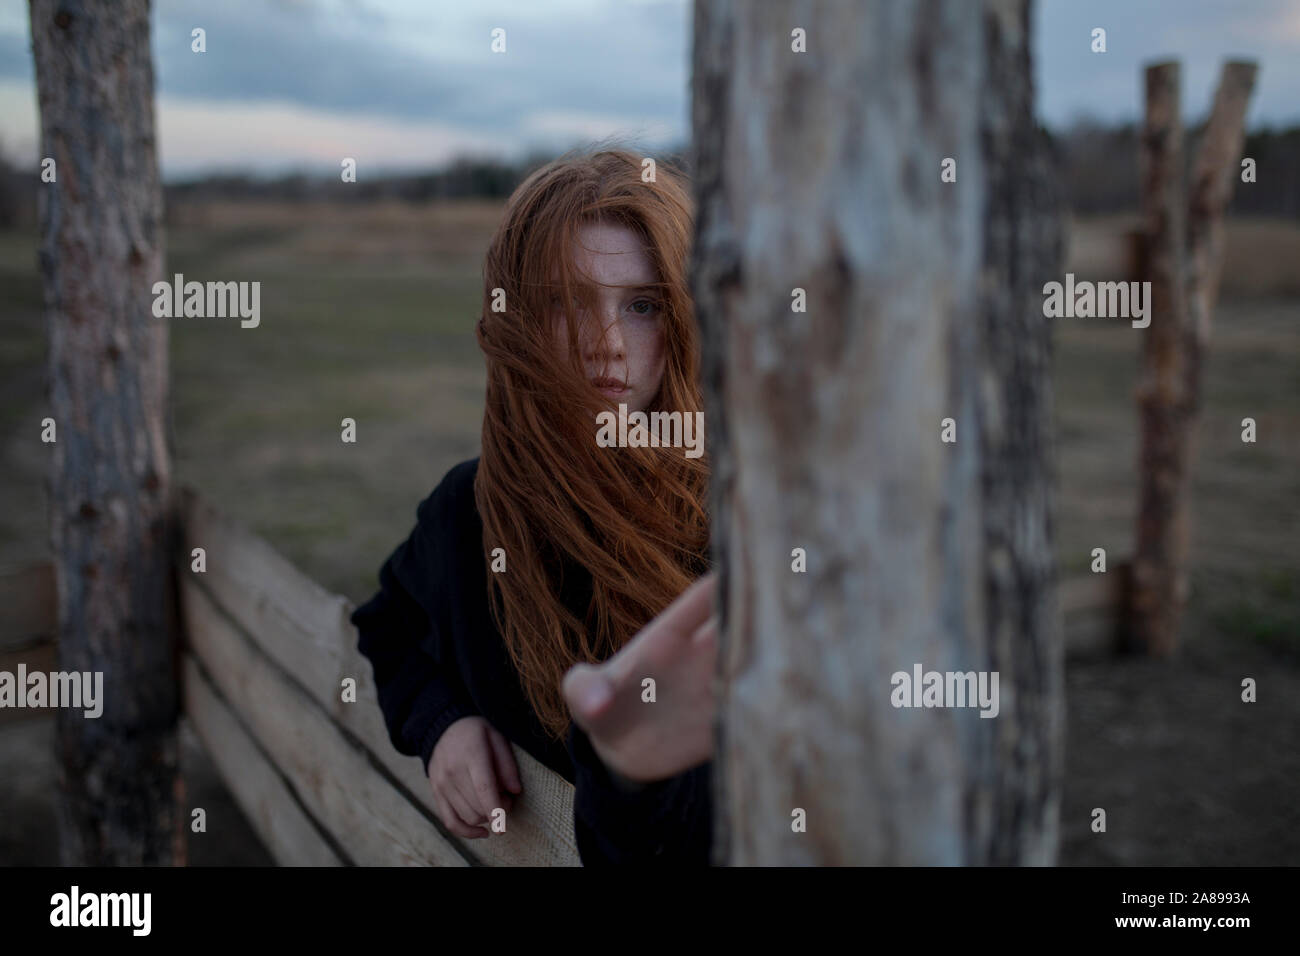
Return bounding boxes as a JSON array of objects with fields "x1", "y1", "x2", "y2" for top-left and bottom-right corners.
[
  {"x1": 352, "y1": 522, "x2": 480, "y2": 778},
  {"x1": 565, "y1": 722, "x2": 713, "y2": 865}
]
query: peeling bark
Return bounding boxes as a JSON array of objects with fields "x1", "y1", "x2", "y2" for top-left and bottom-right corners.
[{"x1": 692, "y1": 0, "x2": 1062, "y2": 864}]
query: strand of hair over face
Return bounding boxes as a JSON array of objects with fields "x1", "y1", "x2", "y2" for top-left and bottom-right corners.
[{"x1": 473, "y1": 148, "x2": 712, "y2": 742}]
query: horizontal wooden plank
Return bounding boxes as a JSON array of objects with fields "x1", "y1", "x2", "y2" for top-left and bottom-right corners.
[
  {"x1": 182, "y1": 653, "x2": 344, "y2": 866},
  {"x1": 175, "y1": 485, "x2": 580, "y2": 866},
  {"x1": 180, "y1": 574, "x2": 471, "y2": 866},
  {"x1": 0, "y1": 639, "x2": 58, "y2": 727},
  {"x1": 0, "y1": 562, "x2": 57, "y2": 651}
]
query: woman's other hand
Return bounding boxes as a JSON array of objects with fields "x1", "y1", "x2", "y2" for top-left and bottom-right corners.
[{"x1": 427, "y1": 716, "x2": 522, "y2": 839}]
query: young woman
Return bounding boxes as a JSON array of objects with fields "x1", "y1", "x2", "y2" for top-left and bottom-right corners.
[{"x1": 351, "y1": 148, "x2": 718, "y2": 865}]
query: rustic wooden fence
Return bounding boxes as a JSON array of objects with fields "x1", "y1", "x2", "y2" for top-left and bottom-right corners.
[
  {"x1": 1, "y1": 485, "x2": 1120, "y2": 865},
  {"x1": 3, "y1": 486, "x2": 579, "y2": 866}
]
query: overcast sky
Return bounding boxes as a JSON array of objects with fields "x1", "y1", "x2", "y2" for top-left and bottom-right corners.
[{"x1": 1, "y1": 0, "x2": 1298, "y2": 179}]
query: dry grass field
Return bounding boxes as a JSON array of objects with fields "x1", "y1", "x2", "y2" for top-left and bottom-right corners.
[{"x1": 0, "y1": 202, "x2": 1296, "y2": 864}]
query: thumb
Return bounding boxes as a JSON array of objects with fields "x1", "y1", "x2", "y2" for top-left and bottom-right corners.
[{"x1": 563, "y1": 664, "x2": 614, "y2": 724}]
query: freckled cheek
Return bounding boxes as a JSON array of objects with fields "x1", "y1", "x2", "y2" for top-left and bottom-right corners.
[{"x1": 634, "y1": 325, "x2": 668, "y2": 393}]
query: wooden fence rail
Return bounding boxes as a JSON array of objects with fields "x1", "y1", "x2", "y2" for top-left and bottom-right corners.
[
  {"x1": 0, "y1": 562, "x2": 58, "y2": 716},
  {"x1": 173, "y1": 486, "x2": 579, "y2": 866},
  {"x1": 2, "y1": 485, "x2": 1124, "y2": 863}
]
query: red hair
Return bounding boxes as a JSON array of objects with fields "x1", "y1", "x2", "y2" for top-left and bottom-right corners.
[{"x1": 473, "y1": 148, "x2": 710, "y2": 741}]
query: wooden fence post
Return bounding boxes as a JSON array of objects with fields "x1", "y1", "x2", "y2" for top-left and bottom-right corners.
[
  {"x1": 692, "y1": 0, "x2": 1062, "y2": 864},
  {"x1": 971, "y1": 0, "x2": 1066, "y2": 864},
  {"x1": 30, "y1": 0, "x2": 181, "y2": 863},
  {"x1": 1131, "y1": 60, "x2": 1257, "y2": 656}
]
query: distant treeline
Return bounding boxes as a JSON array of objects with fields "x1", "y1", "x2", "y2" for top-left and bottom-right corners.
[
  {"x1": 1054, "y1": 122, "x2": 1300, "y2": 218},
  {"x1": 162, "y1": 147, "x2": 693, "y2": 211},
  {"x1": 0, "y1": 127, "x2": 1296, "y2": 227},
  {"x1": 165, "y1": 152, "x2": 554, "y2": 206}
]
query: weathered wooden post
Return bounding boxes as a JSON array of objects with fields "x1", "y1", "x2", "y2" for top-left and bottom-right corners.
[
  {"x1": 692, "y1": 0, "x2": 1063, "y2": 864},
  {"x1": 1130, "y1": 62, "x2": 1190, "y2": 657},
  {"x1": 1131, "y1": 60, "x2": 1257, "y2": 656},
  {"x1": 30, "y1": 0, "x2": 181, "y2": 863}
]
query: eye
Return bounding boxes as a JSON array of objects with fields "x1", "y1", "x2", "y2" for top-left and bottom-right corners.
[{"x1": 629, "y1": 298, "x2": 661, "y2": 317}]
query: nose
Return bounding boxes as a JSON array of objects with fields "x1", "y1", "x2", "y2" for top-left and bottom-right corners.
[{"x1": 583, "y1": 307, "x2": 626, "y2": 365}]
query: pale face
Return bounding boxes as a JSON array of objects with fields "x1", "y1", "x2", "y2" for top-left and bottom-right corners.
[{"x1": 552, "y1": 221, "x2": 667, "y2": 414}]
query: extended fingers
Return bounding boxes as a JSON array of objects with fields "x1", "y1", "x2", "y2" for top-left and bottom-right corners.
[
  {"x1": 602, "y1": 572, "x2": 717, "y2": 685},
  {"x1": 691, "y1": 614, "x2": 718, "y2": 646},
  {"x1": 660, "y1": 572, "x2": 717, "y2": 638}
]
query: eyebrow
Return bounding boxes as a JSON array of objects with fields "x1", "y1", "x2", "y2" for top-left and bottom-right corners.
[{"x1": 556, "y1": 281, "x2": 661, "y2": 293}]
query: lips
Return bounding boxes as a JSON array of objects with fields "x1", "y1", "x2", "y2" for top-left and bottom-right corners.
[{"x1": 591, "y1": 376, "x2": 627, "y2": 394}]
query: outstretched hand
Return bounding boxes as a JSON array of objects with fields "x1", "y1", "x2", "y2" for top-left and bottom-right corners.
[{"x1": 561, "y1": 572, "x2": 718, "y2": 783}]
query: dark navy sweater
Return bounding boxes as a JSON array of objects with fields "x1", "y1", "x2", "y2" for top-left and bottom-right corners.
[{"x1": 349, "y1": 457, "x2": 713, "y2": 865}]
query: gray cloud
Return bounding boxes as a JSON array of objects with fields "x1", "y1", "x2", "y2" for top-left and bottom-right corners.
[
  {"x1": 2, "y1": 0, "x2": 1297, "y2": 176},
  {"x1": 149, "y1": 0, "x2": 688, "y2": 135},
  {"x1": 1036, "y1": 0, "x2": 1300, "y2": 125}
]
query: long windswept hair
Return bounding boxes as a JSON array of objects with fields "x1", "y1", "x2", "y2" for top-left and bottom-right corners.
[{"x1": 473, "y1": 147, "x2": 710, "y2": 742}]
